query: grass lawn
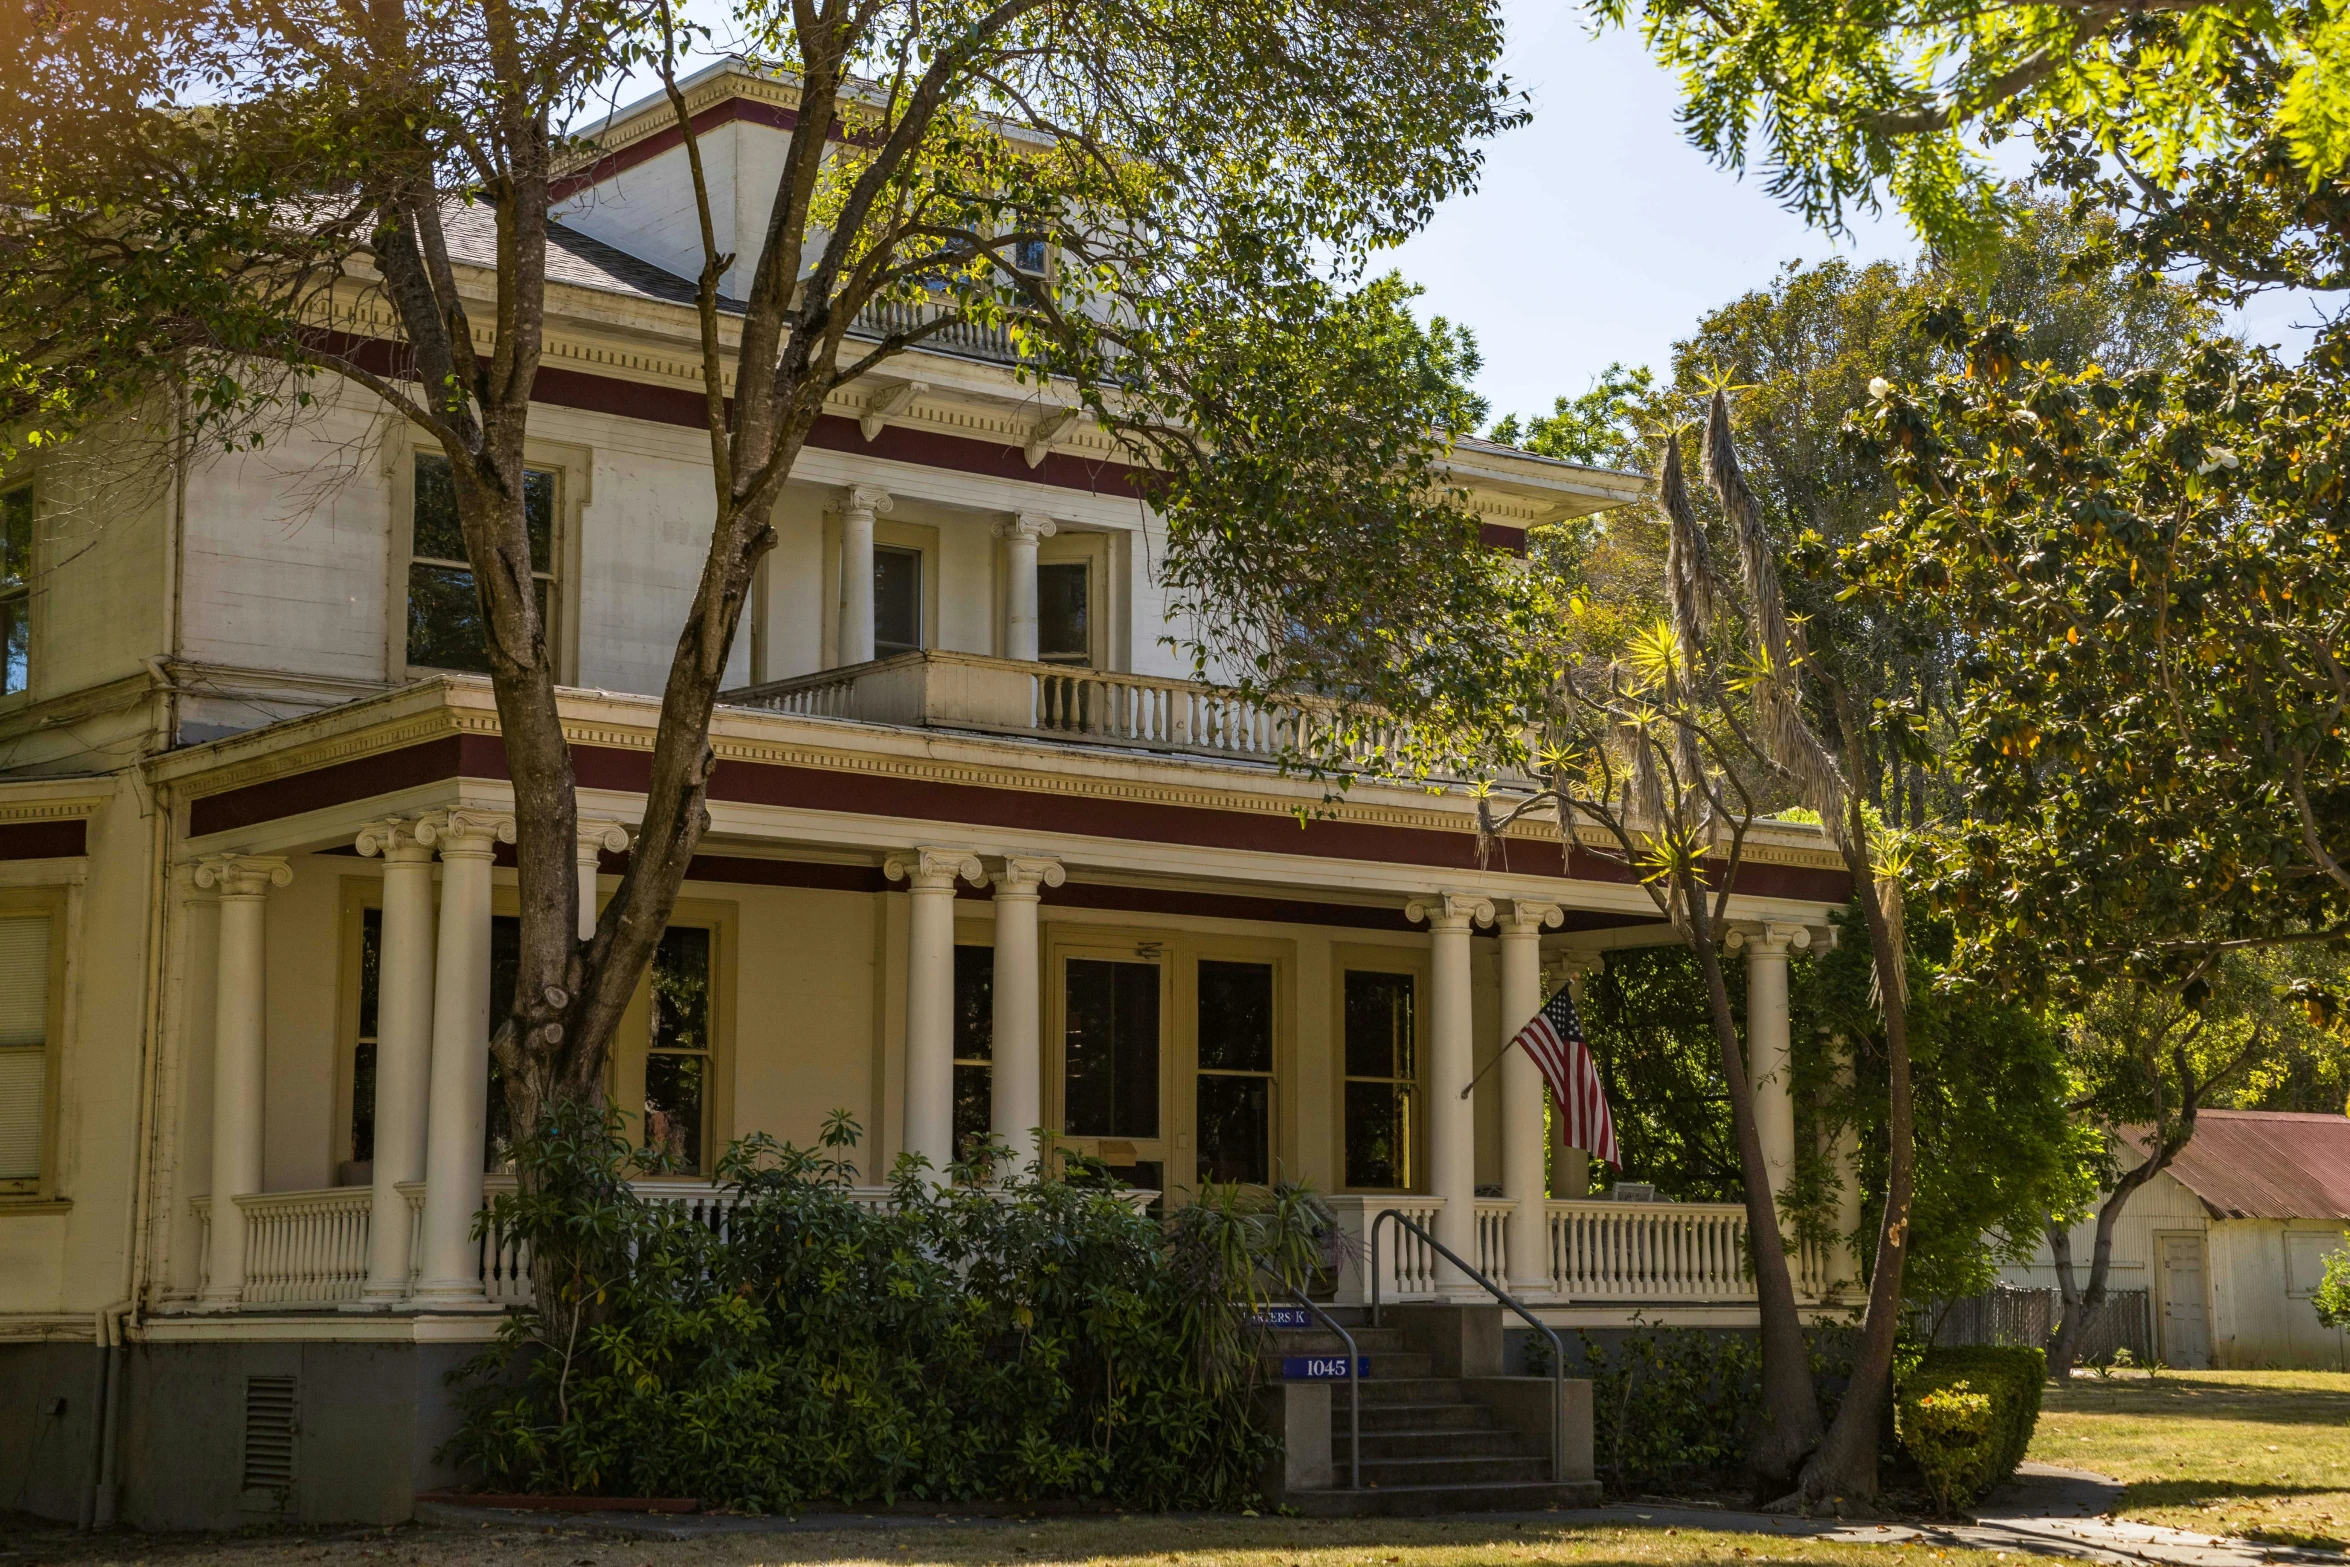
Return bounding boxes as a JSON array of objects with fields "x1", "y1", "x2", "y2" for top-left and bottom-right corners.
[
  {"x1": 2030, "y1": 1368, "x2": 2350, "y2": 1549},
  {"x1": 1, "y1": 1514, "x2": 2022, "y2": 1567}
]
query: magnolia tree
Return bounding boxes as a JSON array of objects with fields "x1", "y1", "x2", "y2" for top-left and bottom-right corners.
[{"x1": 0, "y1": 0, "x2": 1537, "y2": 1167}]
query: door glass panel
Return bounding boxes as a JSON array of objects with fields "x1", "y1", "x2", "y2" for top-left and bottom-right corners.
[
  {"x1": 1343, "y1": 971, "x2": 1415, "y2": 1189},
  {"x1": 1197, "y1": 959, "x2": 1274, "y2": 1185},
  {"x1": 874, "y1": 545, "x2": 922, "y2": 656},
  {"x1": 1063, "y1": 957, "x2": 1159, "y2": 1138},
  {"x1": 954, "y1": 944, "x2": 994, "y2": 1162},
  {"x1": 1037, "y1": 561, "x2": 1089, "y2": 665}
]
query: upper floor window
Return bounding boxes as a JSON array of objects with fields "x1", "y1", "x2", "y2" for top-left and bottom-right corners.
[
  {"x1": 1, "y1": 486, "x2": 30, "y2": 696},
  {"x1": 874, "y1": 544, "x2": 923, "y2": 658},
  {"x1": 1012, "y1": 237, "x2": 1050, "y2": 277},
  {"x1": 1037, "y1": 560, "x2": 1089, "y2": 666},
  {"x1": 407, "y1": 454, "x2": 557, "y2": 676}
]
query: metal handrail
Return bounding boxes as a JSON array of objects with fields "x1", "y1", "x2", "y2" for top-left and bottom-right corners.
[
  {"x1": 1257, "y1": 1268, "x2": 1361, "y2": 1491},
  {"x1": 1369, "y1": 1207, "x2": 1568, "y2": 1483}
]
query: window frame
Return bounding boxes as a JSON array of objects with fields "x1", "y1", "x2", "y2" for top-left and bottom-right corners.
[
  {"x1": 1331, "y1": 947, "x2": 1428, "y2": 1194},
  {"x1": 820, "y1": 511, "x2": 941, "y2": 670},
  {"x1": 608, "y1": 896, "x2": 736, "y2": 1176},
  {"x1": 0, "y1": 884, "x2": 71, "y2": 1203},
  {"x1": 1033, "y1": 528, "x2": 1109, "y2": 669},
  {"x1": 872, "y1": 543, "x2": 926, "y2": 659},
  {"x1": 1046, "y1": 928, "x2": 1173, "y2": 1181},
  {"x1": 0, "y1": 482, "x2": 34, "y2": 707},
  {"x1": 1178, "y1": 939, "x2": 1291, "y2": 1191},
  {"x1": 388, "y1": 440, "x2": 588, "y2": 685}
]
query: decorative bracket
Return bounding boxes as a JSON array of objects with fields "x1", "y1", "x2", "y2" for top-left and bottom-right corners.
[{"x1": 859, "y1": 380, "x2": 928, "y2": 442}]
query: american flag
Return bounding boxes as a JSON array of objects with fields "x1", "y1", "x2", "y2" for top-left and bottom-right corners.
[{"x1": 1511, "y1": 987, "x2": 1619, "y2": 1167}]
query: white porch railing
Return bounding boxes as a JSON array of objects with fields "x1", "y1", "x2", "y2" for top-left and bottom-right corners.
[
  {"x1": 1548, "y1": 1198, "x2": 1751, "y2": 1301},
  {"x1": 193, "y1": 1177, "x2": 1134, "y2": 1310},
  {"x1": 1326, "y1": 1193, "x2": 1793, "y2": 1307}
]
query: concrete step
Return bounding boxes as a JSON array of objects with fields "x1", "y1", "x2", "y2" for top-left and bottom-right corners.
[
  {"x1": 1338, "y1": 1398, "x2": 1495, "y2": 1427},
  {"x1": 1354, "y1": 1377, "x2": 1475, "y2": 1405},
  {"x1": 1266, "y1": 1327, "x2": 1413, "y2": 1355},
  {"x1": 1281, "y1": 1480, "x2": 1606, "y2": 1517},
  {"x1": 1334, "y1": 1427, "x2": 1528, "y2": 1460},
  {"x1": 1355, "y1": 1454, "x2": 1554, "y2": 1488}
]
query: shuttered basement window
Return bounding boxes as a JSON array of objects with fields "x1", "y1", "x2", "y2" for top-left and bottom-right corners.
[
  {"x1": 0, "y1": 913, "x2": 49, "y2": 1188},
  {"x1": 241, "y1": 1375, "x2": 298, "y2": 1492}
]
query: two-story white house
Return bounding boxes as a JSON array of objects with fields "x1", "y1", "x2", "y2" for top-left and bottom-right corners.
[{"x1": 0, "y1": 64, "x2": 1859, "y2": 1529}]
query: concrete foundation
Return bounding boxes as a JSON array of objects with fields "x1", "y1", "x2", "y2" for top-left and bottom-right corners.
[{"x1": 1, "y1": 1335, "x2": 486, "y2": 1530}]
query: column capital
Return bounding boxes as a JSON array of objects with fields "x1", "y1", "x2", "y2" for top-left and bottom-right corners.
[
  {"x1": 193, "y1": 854, "x2": 292, "y2": 898},
  {"x1": 991, "y1": 854, "x2": 1066, "y2": 896},
  {"x1": 842, "y1": 482, "x2": 894, "y2": 518},
  {"x1": 886, "y1": 846, "x2": 986, "y2": 890},
  {"x1": 1406, "y1": 892, "x2": 1494, "y2": 931},
  {"x1": 355, "y1": 817, "x2": 436, "y2": 863},
  {"x1": 576, "y1": 818, "x2": 631, "y2": 857},
  {"x1": 1545, "y1": 948, "x2": 1605, "y2": 987},
  {"x1": 415, "y1": 808, "x2": 515, "y2": 857},
  {"x1": 993, "y1": 511, "x2": 1057, "y2": 543},
  {"x1": 1500, "y1": 899, "x2": 1565, "y2": 936},
  {"x1": 1726, "y1": 921, "x2": 1813, "y2": 958}
]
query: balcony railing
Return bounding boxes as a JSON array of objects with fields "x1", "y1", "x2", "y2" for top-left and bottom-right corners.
[
  {"x1": 847, "y1": 298, "x2": 1026, "y2": 366},
  {"x1": 725, "y1": 650, "x2": 1413, "y2": 772}
]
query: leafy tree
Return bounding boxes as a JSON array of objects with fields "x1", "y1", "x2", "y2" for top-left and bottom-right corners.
[
  {"x1": 1493, "y1": 398, "x2": 1913, "y2": 1503},
  {"x1": 0, "y1": 0, "x2": 1534, "y2": 1171},
  {"x1": 1589, "y1": 0, "x2": 2350, "y2": 268},
  {"x1": 1491, "y1": 362, "x2": 1654, "y2": 470},
  {"x1": 1581, "y1": 945, "x2": 1744, "y2": 1203}
]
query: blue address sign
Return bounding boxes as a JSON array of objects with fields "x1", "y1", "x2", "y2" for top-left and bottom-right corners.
[{"x1": 1280, "y1": 1355, "x2": 1367, "y2": 1380}]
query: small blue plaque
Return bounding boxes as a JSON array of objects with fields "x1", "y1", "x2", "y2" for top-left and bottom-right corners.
[
  {"x1": 1280, "y1": 1355, "x2": 1367, "y2": 1380},
  {"x1": 1251, "y1": 1305, "x2": 1314, "y2": 1329}
]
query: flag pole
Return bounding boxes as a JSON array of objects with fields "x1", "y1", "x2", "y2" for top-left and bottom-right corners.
[{"x1": 1456, "y1": 1035, "x2": 1521, "y2": 1101}]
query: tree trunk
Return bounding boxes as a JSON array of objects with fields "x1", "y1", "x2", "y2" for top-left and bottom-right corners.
[
  {"x1": 1794, "y1": 867, "x2": 1912, "y2": 1507},
  {"x1": 1683, "y1": 872, "x2": 1824, "y2": 1488},
  {"x1": 2047, "y1": 1157, "x2": 2158, "y2": 1377}
]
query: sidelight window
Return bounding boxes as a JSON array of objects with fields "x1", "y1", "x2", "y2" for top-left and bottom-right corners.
[
  {"x1": 1342, "y1": 970, "x2": 1416, "y2": 1190},
  {"x1": 1195, "y1": 960, "x2": 1274, "y2": 1186}
]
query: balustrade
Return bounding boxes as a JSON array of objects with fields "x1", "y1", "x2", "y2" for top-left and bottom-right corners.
[{"x1": 1547, "y1": 1198, "x2": 1752, "y2": 1301}]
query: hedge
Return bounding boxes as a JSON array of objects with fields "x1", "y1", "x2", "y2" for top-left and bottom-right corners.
[{"x1": 1896, "y1": 1346, "x2": 2045, "y2": 1510}]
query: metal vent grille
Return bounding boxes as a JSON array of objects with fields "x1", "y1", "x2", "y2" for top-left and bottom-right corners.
[{"x1": 240, "y1": 1375, "x2": 298, "y2": 1491}]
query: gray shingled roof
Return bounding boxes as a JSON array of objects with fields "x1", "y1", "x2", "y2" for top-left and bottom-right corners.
[{"x1": 439, "y1": 202, "x2": 744, "y2": 312}]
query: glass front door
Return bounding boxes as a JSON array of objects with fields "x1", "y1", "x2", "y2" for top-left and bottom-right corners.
[{"x1": 1059, "y1": 955, "x2": 1165, "y2": 1191}]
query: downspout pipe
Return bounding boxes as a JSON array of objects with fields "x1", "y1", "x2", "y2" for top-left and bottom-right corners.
[{"x1": 81, "y1": 1300, "x2": 130, "y2": 1530}]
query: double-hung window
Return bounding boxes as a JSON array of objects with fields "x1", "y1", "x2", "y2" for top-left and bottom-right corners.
[
  {"x1": 406, "y1": 454, "x2": 558, "y2": 676},
  {"x1": 1195, "y1": 960, "x2": 1275, "y2": 1186},
  {"x1": 953, "y1": 945, "x2": 994, "y2": 1163},
  {"x1": 0, "y1": 891, "x2": 64, "y2": 1197},
  {"x1": 1, "y1": 486, "x2": 30, "y2": 697}
]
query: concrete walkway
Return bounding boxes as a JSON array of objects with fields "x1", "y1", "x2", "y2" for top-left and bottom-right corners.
[
  {"x1": 415, "y1": 1464, "x2": 2348, "y2": 1567},
  {"x1": 1590, "y1": 1464, "x2": 2345, "y2": 1567}
]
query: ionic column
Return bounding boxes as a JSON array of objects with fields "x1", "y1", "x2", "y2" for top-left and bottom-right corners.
[
  {"x1": 575, "y1": 818, "x2": 628, "y2": 941},
  {"x1": 1729, "y1": 922, "x2": 1810, "y2": 1210},
  {"x1": 886, "y1": 847, "x2": 985, "y2": 1182},
  {"x1": 413, "y1": 809, "x2": 513, "y2": 1305},
  {"x1": 356, "y1": 820, "x2": 437, "y2": 1304},
  {"x1": 1408, "y1": 892, "x2": 1493, "y2": 1298},
  {"x1": 838, "y1": 484, "x2": 892, "y2": 666},
  {"x1": 1547, "y1": 952, "x2": 1604, "y2": 1197},
  {"x1": 1498, "y1": 900, "x2": 1563, "y2": 1296},
  {"x1": 994, "y1": 512, "x2": 1056, "y2": 662},
  {"x1": 989, "y1": 855, "x2": 1063, "y2": 1178},
  {"x1": 194, "y1": 854, "x2": 291, "y2": 1307}
]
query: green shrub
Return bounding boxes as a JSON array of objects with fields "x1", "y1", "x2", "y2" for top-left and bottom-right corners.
[
  {"x1": 1897, "y1": 1345, "x2": 2045, "y2": 1510},
  {"x1": 2315, "y1": 1235, "x2": 2350, "y2": 1329},
  {"x1": 1898, "y1": 1380, "x2": 1995, "y2": 1513},
  {"x1": 444, "y1": 1102, "x2": 1320, "y2": 1512}
]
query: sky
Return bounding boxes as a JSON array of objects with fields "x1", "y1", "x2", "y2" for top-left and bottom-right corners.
[{"x1": 1383, "y1": 0, "x2": 2337, "y2": 427}]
